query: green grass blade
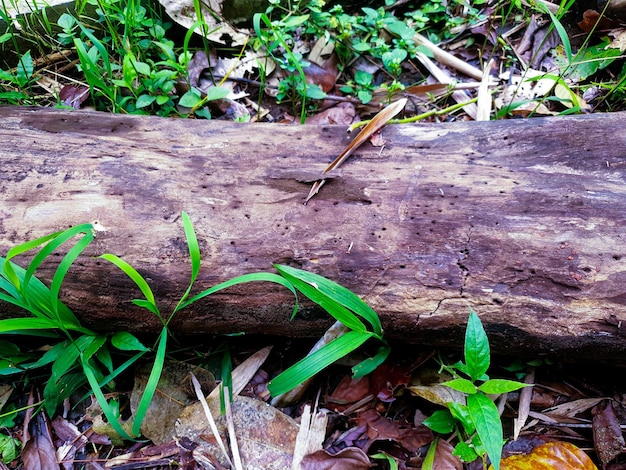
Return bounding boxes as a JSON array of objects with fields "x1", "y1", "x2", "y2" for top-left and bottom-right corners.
[
  {"x1": 99, "y1": 254, "x2": 161, "y2": 322},
  {"x1": 180, "y1": 272, "x2": 298, "y2": 315},
  {"x1": 3, "y1": 229, "x2": 64, "y2": 288},
  {"x1": 274, "y1": 265, "x2": 383, "y2": 335},
  {"x1": 131, "y1": 327, "x2": 167, "y2": 437},
  {"x1": 82, "y1": 355, "x2": 134, "y2": 441},
  {"x1": 172, "y1": 212, "x2": 201, "y2": 315},
  {"x1": 49, "y1": 228, "x2": 94, "y2": 323},
  {"x1": 0, "y1": 317, "x2": 82, "y2": 333},
  {"x1": 352, "y1": 343, "x2": 390, "y2": 378},
  {"x1": 23, "y1": 224, "x2": 93, "y2": 294},
  {"x1": 268, "y1": 330, "x2": 373, "y2": 396}
]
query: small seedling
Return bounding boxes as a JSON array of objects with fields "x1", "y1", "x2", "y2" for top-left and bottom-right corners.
[{"x1": 423, "y1": 309, "x2": 531, "y2": 470}]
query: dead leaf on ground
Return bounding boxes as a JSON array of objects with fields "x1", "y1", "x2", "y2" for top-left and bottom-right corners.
[
  {"x1": 306, "y1": 102, "x2": 357, "y2": 126},
  {"x1": 131, "y1": 360, "x2": 215, "y2": 445},
  {"x1": 355, "y1": 408, "x2": 433, "y2": 453},
  {"x1": 22, "y1": 412, "x2": 57, "y2": 470},
  {"x1": 158, "y1": 0, "x2": 248, "y2": 46},
  {"x1": 406, "y1": 368, "x2": 466, "y2": 407},
  {"x1": 304, "y1": 98, "x2": 407, "y2": 204},
  {"x1": 492, "y1": 441, "x2": 598, "y2": 470},
  {"x1": 177, "y1": 395, "x2": 299, "y2": 469},
  {"x1": 431, "y1": 438, "x2": 463, "y2": 470},
  {"x1": 592, "y1": 400, "x2": 626, "y2": 466},
  {"x1": 300, "y1": 447, "x2": 370, "y2": 470}
]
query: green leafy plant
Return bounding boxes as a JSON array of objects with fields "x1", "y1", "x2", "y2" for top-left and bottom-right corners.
[
  {"x1": 0, "y1": 212, "x2": 388, "y2": 440},
  {"x1": 423, "y1": 310, "x2": 531, "y2": 470},
  {"x1": 267, "y1": 265, "x2": 390, "y2": 397}
]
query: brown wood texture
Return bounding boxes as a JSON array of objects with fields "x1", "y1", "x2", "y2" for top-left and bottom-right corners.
[{"x1": 1, "y1": 106, "x2": 625, "y2": 362}]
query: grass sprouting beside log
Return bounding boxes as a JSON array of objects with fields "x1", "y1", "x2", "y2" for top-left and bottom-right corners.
[{"x1": 0, "y1": 212, "x2": 388, "y2": 439}]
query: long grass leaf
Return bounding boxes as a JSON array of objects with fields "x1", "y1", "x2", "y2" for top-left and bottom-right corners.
[
  {"x1": 82, "y1": 356, "x2": 134, "y2": 441},
  {"x1": 49, "y1": 229, "x2": 94, "y2": 323},
  {"x1": 274, "y1": 265, "x2": 383, "y2": 335},
  {"x1": 180, "y1": 272, "x2": 298, "y2": 314},
  {"x1": 268, "y1": 331, "x2": 372, "y2": 396},
  {"x1": 99, "y1": 254, "x2": 161, "y2": 321},
  {"x1": 0, "y1": 317, "x2": 81, "y2": 333},
  {"x1": 3, "y1": 229, "x2": 64, "y2": 288},
  {"x1": 131, "y1": 327, "x2": 167, "y2": 437},
  {"x1": 172, "y1": 212, "x2": 201, "y2": 316}
]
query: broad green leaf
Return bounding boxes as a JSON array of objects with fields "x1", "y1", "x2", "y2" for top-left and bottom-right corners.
[
  {"x1": 178, "y1": 89, "x2": 202, "y2": 108},
  {"x1": 205, "y1": 86, "x2": 231, "y2": 102},
  {"x1": 423, "y1": 409, "x2": 456, "y2": 434},
  {"x1": 478, "y1": 379, "x2": 530, "y2": 395},
  {"x1": 467, "y1": 393, "x2": 503, "y2": 470},
  {"x1": 268, "y1": 330, "x2": 373, "y2": 396},
  {"x1": 111, "y1": 332, "x2": 149, "y2": 352},
  {"x1": 135, "y1": 94, "x2": 156, "y2": 108},
  {"x1": 448, "y1": 401, "x2": 475, "y2": 435},
  {"x1": 305, "y1": 84, "x2": 326, "y2": 99},
  {"x1": 453, "y1": 440, "x2": 479, "y2": 462},
  {"x1": 282, "y1": 14, "x2": 309, "y2": 28},
  {"x1": 274, "y1": 265, "x2": 382, "y2": 335},
  {"x1": 444, "y1": 378, "x2": 477, "y2": 394},
  {"x1": 464, "y1": 309, "x2": 490, "y2": 382},
  {"x1": 16, "y1": 50, "x2": 33, "y2": 85}
]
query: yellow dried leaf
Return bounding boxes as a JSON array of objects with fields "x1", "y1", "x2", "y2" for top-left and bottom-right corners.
[{"x1": 490, "y1": 441, "x2": 598, "y2": 470}]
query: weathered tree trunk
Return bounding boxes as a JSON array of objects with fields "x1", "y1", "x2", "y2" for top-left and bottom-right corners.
[{"x1": 1, "y1": 106, "x2": 625, "y2": 362}]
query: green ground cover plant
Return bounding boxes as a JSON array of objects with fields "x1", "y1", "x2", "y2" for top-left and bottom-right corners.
[
  {"x1": 423, "y1": 310, "x2": 531, "y2": 470},
  {"x1": 0, "y1": 212, "x2": 389, "y2": 440},
  {"x1": 2, "y1": 0, "x2": 623, "y2": 117}
]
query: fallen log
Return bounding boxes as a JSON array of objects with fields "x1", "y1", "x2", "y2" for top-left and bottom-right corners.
[{"x1": 1, "y1": 106, "x2": 625, "y2": 363}]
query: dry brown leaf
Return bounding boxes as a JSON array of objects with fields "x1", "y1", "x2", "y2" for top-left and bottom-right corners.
[
  {"x1": 131, "y1": 360, "x2": 215, "y2": 445},
  {"x1": 177, "y1": 396, "x2": 299, "y2": 469},
  {"x1": 22, "y1": 412, "x2": 58, "y2": 470},
  {"x1": 492, "y1": 441, "x2": 598, "y2": 470},
  {"x1": 292, "y1": 404, "x2": 328, "y2": 469},
  {"x1": 592, "y1": 400, "x2": 626, "y2": 466},
  {"x1": 300, "y1": 447, "x2": 371, "y2": 470},
  {"x1": 432, "y1": 438, "x2": 463, "y2": 470},
  {"x1": 304, "y1": 98, "x2": 407, "y2": 204},
  {"x1": 306, "y1": 102, "x2": 357, "y2": 126},
  {"x1": 543, "y1": 397, "x2": 606, "y2": 420},
  {"x1": 513, "y1": 368, "x2": 535, "y2": 440},
  {"x1": 355, "y1": 408, "x2": 433, "y2": 452}
]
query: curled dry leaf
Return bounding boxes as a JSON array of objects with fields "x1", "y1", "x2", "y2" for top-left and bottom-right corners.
[
  {"x1": 22, "y1": 412, "x2": 58, "y2": 470},
  {"x1": 59, "y1": 85, "x2": 90, "y2": 109},
  {"x1": 592, "y1": 400, "x2": 626, "y2": 466},
  {"x1": 300, "y1": 447, "x2": 371, "y2": 470},
  {"x1": 304, "y1": 98, "x2": 407, "y2": 204},
  {"x1": 431, "y1": 438, "x2": 463, "y2": 470},
  {"x1": 491, "y1": 441, "x2": 598, "y2": 470}
]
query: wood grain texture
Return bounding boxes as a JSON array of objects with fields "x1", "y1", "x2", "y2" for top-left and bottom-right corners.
[{"x1": 1, "y1": 106, "x2": 625, "y2": 362}]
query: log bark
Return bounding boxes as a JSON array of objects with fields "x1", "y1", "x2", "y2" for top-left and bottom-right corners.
[{"x1": 1, "y1": 106, "x2": 625, "y2": 363}]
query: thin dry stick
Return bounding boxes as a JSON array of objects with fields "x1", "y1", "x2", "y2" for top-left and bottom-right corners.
[
  {"x1": 223, "y1": 386, "x2": 243, "y2": 470},
  {"x1": 190, "y1": 373, "x2": 233, "y2": 468},
  {"x1": 413, "y1": 33, "x2": 484, "y2": 80},
  {"x1": 304, "y1": 98, "x2": 408, "y2": 204},
  {"x1": 414, "y1": 51, "x2": 478, "y2": 119}
]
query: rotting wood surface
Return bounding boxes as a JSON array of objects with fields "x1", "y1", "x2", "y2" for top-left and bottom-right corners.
[{"x1": 1, "y1": 106, "x2": 625, "y2": 363}]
